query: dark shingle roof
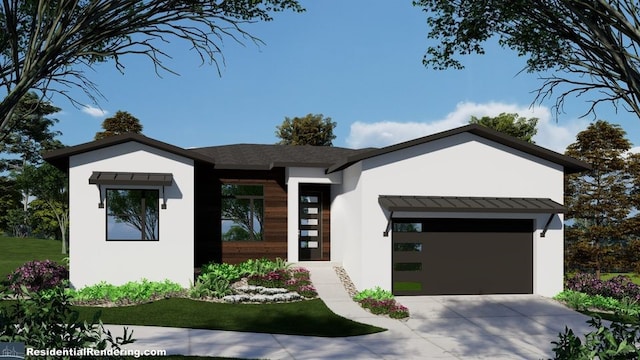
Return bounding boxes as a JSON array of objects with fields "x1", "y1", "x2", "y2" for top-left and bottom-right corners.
[
  {"x1": 189, "y1": 144, "x2": 373, "y2": 170},
  {"x1": 327, "y1": 124, "x2": 591, "y2": 174},
  {"x1": 43, "y1": 125, "x2": 591, "y2": 174}
]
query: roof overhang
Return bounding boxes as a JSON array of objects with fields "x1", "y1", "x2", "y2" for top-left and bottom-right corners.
[
  {"x1": 378, "y1": 195, "x2": 566, "y2": 214},
  {"x1": 89, "y1": 172, "x2": 173, "y2": 186}
]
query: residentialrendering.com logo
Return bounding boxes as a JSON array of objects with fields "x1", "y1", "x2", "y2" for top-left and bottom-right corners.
[{"x1": 0, "y1": 342, "x2": 25, "y2": 360}]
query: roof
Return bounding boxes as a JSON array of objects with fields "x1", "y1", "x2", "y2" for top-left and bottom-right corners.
[
  {"x1": 379, "y1": 195, "x2": 566, "y2": 213},
  {"x1": 326, "y1": 124, "x2": 591, "y2": 174},
  {"x1": 43, "y1": 125, "x2": 590, "y2": 174},
  {"x1": 189, "y1": 144, "x2": 372, "y2": 170},
  {"x1": 43, "y1": 133, "x2": 216, "y2": 170},
  {"x1": 89, "y1": 172, "x2": 173, "y2": 186}
]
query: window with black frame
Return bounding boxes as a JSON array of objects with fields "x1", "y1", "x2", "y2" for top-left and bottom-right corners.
[
  {"x1": 221, "y1": 184, "x2": 264, "y2": 241},
  {"x1": 106, "y1": 189, "x2": 159, "y2": 241}
]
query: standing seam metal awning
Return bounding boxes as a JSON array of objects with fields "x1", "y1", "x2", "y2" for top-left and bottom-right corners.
[
  {"x1": 378, "y1": 195, "x2": 565, "y2": 213},
  {"x1": 88, "y1": 172, "x2": 173, "y2": 186}
]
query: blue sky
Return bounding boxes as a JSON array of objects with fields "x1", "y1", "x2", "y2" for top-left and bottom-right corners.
[{"x1": 50, "y1": 0, "x2": 640, "y2": 153}]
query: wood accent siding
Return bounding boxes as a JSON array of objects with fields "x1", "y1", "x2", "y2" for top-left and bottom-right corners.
[{"x1": 194, "y1": 169, "x2": 288, "y2": 265}]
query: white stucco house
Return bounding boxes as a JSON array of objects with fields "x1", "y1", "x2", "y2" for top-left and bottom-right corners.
[{"x1": 44, "y1": 124, "x2": 590, "y2": 297}]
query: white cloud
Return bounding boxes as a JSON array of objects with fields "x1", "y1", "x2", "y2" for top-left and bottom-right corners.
[
  {"x1": 81, "y1": 105, "x2": 108, "y2": 118},
  {"x1": 346, "y1": 101, "x2": 588, "y2": 153},
  {"x1": 629, "y1": 147, "x2": 640, "y2": 154}
]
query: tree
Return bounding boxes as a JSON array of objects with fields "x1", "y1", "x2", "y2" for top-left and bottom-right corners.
[
  {"x1": 275, "y1": 114, "x2": 337, "y2": 146},
  {"x1": 28, "y1": 163, "x2": 69, "y2": 253},
  {"x1": 0, "y1": 92, "x2": 61, "y2": 170},
  {"x1": 0, "y1": 0, "x2": 304, "y2": 135},
  {"x1": 564, "y1": 120, "x2": 633, "y2": 277},
  {"x1": 469, "y1": 113, "x2": 538, "y2": 143},
  {"x1": 95, "y1": 110, "x2": 143, "y2": 140},
  {"x1": 414, "y1": 1, "x2": 640, "y2": 119}
]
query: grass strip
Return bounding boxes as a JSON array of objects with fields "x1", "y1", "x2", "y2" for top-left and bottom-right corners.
[
  {"x1": 73, "y1": 298, "x2": 385, "y2": 337},
  {"x1": 0, "y1": 236, "x2": 66, "y2": 280}
]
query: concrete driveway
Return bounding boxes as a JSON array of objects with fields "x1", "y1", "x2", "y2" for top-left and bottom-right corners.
[{"x1": 105, "y1": 263, "x2": 595, "y2": 359}]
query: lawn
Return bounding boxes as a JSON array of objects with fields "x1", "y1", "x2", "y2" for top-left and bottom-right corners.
[
  {"x1": 601, "y1": 272, "x2": 640, "y2": 285},
  {"x1": 0, "y1": 236, "x2": 386, "y2": 337},
  {"x1": 73, "y1": 298, "x2": 384, "y2": 337},
  {"x1": 0, "y1": 236, "x2": 66, "y2": 280}
]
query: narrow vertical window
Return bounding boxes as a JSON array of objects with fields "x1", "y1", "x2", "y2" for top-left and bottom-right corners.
[
  {"x1": 106, "y1": 189, "x2": 159, "y2": 240},
  {"x1": 221, "y1": 184, "x2": 264, "y2": 241}
]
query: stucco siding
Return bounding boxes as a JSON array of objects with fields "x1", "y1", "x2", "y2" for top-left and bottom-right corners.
[
  {"x1": 68, "y1": 142, "x2": 195, "y2": 288},
  {"x1": 336, "y1": 133, "x2": 565, "y2": 297}
]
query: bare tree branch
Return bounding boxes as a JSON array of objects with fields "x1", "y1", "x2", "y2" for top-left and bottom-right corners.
[{"x1": 0, "y1": 0, "x2": 304, "y2": 136}]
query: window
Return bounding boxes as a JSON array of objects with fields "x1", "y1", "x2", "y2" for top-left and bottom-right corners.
[
  {"x1": 106, "y1": 189, "x2": 159, "y2": 241},
  {"x1": 221, "y1": 184, "x2": 264, "y2": 241}
]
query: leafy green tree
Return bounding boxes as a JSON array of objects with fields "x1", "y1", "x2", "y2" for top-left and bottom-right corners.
[
  {"x1": 0, "y1": 0, "x2": 304, "y2": 136},
  {"x1": 469, "y1": 113, "x2": 538, "y2": 143},
  {"x1": 0, "y1": 176, "x2": 21, "y2": 233},
  {"x1": 94, "y1": 111, "x2": 143, "y2": 140},
  {"x1": 564, "y1": 120, "x2": 633, "y2": 277},
  {"x1": 414, "y1": 0, "x2": 640, "y2": 119},
  {"x1": 221, "y1": 184, "x2": 263, "y2": 241},
  {"x1": 0, "y1": 92, "x2": 61, "y2": 166},
  {"x1": 275, "y1": 114, "x2": 337, "y2": 146}
]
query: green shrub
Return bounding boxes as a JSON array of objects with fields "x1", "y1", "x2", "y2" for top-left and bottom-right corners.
[
  {"x1": 0, "y1": 285, "x2": 134, "y2": 359},
  {"x1": 67, "y1": 279, "x2": 184, "y2": 304},
  {"x1": 200, "y1": 258, "x2": 290, "y2": 281},
  {"x1": 551, "y1": 316, "x2": 640, "y2": 359},
  {"x1": 353, "y1": 286, "x2": 394, "y2": 302},
  {"x1": 353, "y1": 287, "x2": 409, "y2": 319},
  {"x1": 555, "y1": 290, "x2": 640, "y2": 316},
  {"x1": 189, "y1": 274, "x2": 233, "y2": 298}
]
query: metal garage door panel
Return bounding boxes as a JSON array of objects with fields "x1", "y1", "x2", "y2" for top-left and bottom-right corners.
[
  {"x1": 392, "y1": 219, "x2": 533, "y2": 295},
  {"x1": 423, "y1": 232, "x2": 533, "y2": 295}
]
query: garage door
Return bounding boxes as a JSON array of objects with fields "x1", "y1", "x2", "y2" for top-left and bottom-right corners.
[{"x1": 392, "y1": 218, "x2": 533, "y2": 295}]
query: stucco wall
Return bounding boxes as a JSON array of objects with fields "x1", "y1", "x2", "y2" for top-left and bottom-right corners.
[
  {"x1": 68, "y1": 142, "x2": 195, "y2": 288},
  {"x1": 333, "y1": 133, "x2": 565, "y2": 297}
]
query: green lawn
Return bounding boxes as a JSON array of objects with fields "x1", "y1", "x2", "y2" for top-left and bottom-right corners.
[
  {"x1": 0, "y1": 236, "x2": 66, "y2": 280},
  {"x1": 74, "y1": 298, "x2": 385, "y2": 337},
  {"x1": 0, "y1": 237, "x2": 385, "y2": 337},
  {"x1": 600, "y1": 273, "x2": 640, "y2": 285}
]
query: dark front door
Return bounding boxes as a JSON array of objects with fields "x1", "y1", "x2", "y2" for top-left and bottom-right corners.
[{"x1": 299, "y1": 192, "x2": 322, "y2": 260}]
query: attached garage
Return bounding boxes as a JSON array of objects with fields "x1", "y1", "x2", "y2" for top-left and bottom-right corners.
[{"x1": 380, "y1": 196, "x2": 566, "y2": 296}]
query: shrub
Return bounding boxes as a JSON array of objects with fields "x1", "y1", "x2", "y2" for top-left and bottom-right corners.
[
  {"x1": 353, "y1": 287, "x2": 409, "y2": 319},
  {"x1": 353, "y1": 286, "x2": 394, "y2": 302},
  {"x1": 551, "y1": 316, "x2": 640, "y2": 359},
  {"x1": 7, "y1": 260, "x2": 68, "y2": 293},
  {"x1": 68, "y1": 279, "x2": 184, "y2": 304},
  {"x1": 0, "y1": 285, "x2": 134, "y2": 359},
  {"x1": 566, "y1": 273, "x2": 640, "y2": 302},
  {"x1": 248, "y1": 269, "x2": 288, "y2": 288},
  {"x1": 199, "y1": 258, "x2": 290, "y2": 282},
  {"x1": 189, "y1": 274, "x2": 233, "y2": 299}
]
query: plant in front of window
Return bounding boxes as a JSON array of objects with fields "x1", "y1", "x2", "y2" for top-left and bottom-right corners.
[{"x1": 107, "y1": 190, "x2": 159, "y2": 240}]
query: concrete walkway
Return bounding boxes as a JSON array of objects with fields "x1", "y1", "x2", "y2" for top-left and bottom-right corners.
[{"x1": 105, "y1": 262, "x2": 594, "y2": 359}]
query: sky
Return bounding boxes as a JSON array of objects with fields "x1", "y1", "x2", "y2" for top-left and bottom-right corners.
[{"x1": 48, "y1": 0, "x2": 640, "y2": 154}]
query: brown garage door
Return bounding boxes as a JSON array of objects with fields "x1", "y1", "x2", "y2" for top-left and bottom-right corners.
[{"x1": 392, "y1": 218, "x2": 533, "y2": 295}]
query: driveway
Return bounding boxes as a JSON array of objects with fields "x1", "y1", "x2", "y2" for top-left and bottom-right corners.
[{"x1": 105, "y1": 263, "x2": 595, "y2": 359}]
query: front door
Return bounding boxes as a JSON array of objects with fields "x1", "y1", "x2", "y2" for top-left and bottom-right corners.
[{"x1": 299, "y1": 192, "x2": 322, "y2": 260}]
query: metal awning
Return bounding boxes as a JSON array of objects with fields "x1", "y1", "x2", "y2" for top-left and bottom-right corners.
[
  {"x1": 88, "y1": 172, "x2": 173, "y2": 186},
  {"x1": 378, "y1": 195, "x2": 565, "y2": 214}
]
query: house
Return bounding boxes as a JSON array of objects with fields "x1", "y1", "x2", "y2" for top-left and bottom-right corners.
[{"x1": 44, "y1": 124, "x2": 590, "y2": 297}]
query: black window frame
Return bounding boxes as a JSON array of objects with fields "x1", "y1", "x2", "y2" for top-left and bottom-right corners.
[
  {"x1": 105, "y1": 188, "x2": 160, "y2": 241},
  {"x1": 221, "y1": 184, "x2": 264, "y2": 241}
]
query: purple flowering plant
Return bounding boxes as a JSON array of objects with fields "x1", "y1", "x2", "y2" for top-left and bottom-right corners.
[
  {"x1": 566, "y1": 273, "x2": 640, "y2": 302},
  {"x1": 8, "y1": 259, "x2": 68, "y2": 293}
]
